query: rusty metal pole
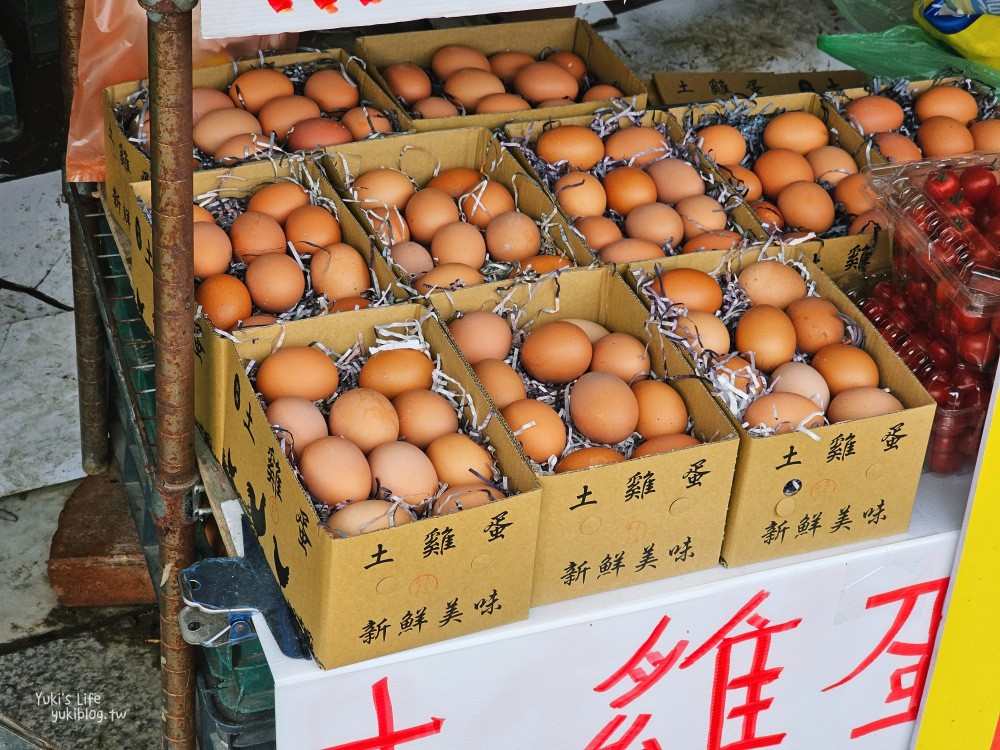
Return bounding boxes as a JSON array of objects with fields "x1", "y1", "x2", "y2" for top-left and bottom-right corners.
[
  {"x1": 141, "y1": 0, "x2": 198, "y2": 747},
  {"x1": 60, "y1": 0, "x2": 111, "y2": 475}
]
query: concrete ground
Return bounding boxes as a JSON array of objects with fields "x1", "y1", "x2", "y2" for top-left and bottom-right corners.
[{"x1": 0, "y1": 1, "x2": 852, "y2": 747}]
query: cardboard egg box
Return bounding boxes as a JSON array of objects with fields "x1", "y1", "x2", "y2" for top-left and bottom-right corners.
[
  {"x1": 103, "y1": 50, "x2": 412, "y2": 241},
  {"x1": 667, "y1": 91, "x2": 879, "y2": 242},
  {"x1": 503, "y1": 108, "x2": 765, "y2": 258},
  {"x1": 214, "y1": 304, "x2": 541, "y2": 669},
  {"x1": 625, "y1": 245, "x2": 935, "y2": 566},
  {"x1": 823, "y1": 76, "x2": 997, "y2": 164},
  {"x1": 127, "y1": 158, "x2": 402, "y2": 460},
  {"x1": 354, "y1": 18, "x2": 647, "y2": 134},
  {"x1": 319, "y1": 126, "x2": 593, "y2": 295},
  {"x1": 431, "y1": 266, "x2": 739, "y2": 606}
]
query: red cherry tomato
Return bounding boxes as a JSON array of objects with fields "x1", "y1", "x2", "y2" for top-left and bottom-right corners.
[
  {"x1": 956, "y1": 329, "x2": 999, "y2": 368},
  {"x1": 952, "y1": 303, "x2": 989, "y2": 332},
  {"x1": 927, "y1": 339, "x2": 957, "y2": 371},
  {"x1": 952, "y1": 364, "x2": 989, "y2": 408},
  {"x1": 859, "y1": 297, "x2": 889, "y2": 325},
  {"x1": 873, "y1": 280, "x2": 895, "y2": 303},
  {"x1": 935, "y1": 308, "x2": 959, "y2": 339},
  {"x1": 991, "y1": 314, "x2": 1000, "y2": 339},
  {"x1": 919, "y1": 369, "x2": 952, "y2": 406},
  {"x1": 987, "y1": 184, "x2": 1000, "y2": 216},
  {"x1": 927, "y1": 449, "x2": 966, "y2": 474},
  {"x1": 925, "y1": 169, "x2": 960, "y2": 200},
  {"x1": 889, "y1": 307, "x2": 918, "y2": 332},
  {"x1": 931, "y1": 431, "x2": 962, "y2": 454},
  {"x1": 960, "y1": 166, "x2": 998, "y2": 206}
]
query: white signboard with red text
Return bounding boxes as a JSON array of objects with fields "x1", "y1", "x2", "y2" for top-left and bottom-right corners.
[
  {"x1": 199, "y1": 0, "x2": 602, "y2": 39},
  {"x1": 229, "y1": 472, "x2": 971, "y2": 750}
]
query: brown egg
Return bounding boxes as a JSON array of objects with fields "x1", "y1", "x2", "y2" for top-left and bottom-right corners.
[
  {"x1": 196, "y1": 274, "x2": 252, "y2": 331},
  {"x1": 645, "y1": 157, "x2": 706, "y2": 204},
  {"x1": 603, "y1": 167, "x2": 658, "y2": 216},
  {"x1": 574, "y1": 215, "x2": 623, "y2": 250},
  {"x1": 485, "y1": 211, "x2": 541, "y2": 263},
  {"x1": 753, "y1": 148, "x2": 815, "y2": 200},
  {"x1": 460, "y1": 181, "x2": 516, "y2": 229},
  {"x1": 806, "y1": 145, "x2": 858, "y2": 185},
  {"x1": 476, "y1": 93, "x2": 531, "y2": 114},
  {"x1": 536, "y1": 125, "x2": 605, "y2": 170},
  {"x1": 632, "y1": 433, "x2": 700, "y2": 457},
  {"x1": 244, "y1": 253, "x2": 306, "y2": 313},
  {"x1": 327, "y1": 388, "x2": 400, "y2": 454},
  {"x1": 683, "y1": 230, "x2": 743, "y2": 253},
  {"x1": 389, "y1": 241, "x2": 435, "y2": 277},
  {"x1": 914, "y1": 85, "x2": 979, "y2": 124},
  {"x1": 265, "y1": 396, "x2": 327, "y2": 457},
  {"x1": 229, "y1": 68, "x2": 294, "y2": 113},
  {"x1": 359, "y1": 348, "x2": 434, "y2": 399},
  {"x1": 654, "y1": 268, "x2": 723, "y2": 313},
  {"x1": 844, "y1": 95, "x2": 904, "y2": 134},
  {"x1": 192, "y1": 87, "x2": 235, "y2": 125},
  {"x1": 432, "y1": 483, "x2": 503, "y2": 515},
  {"x1": 827, "y1": 386, "x2": 904, "y2": 423},
  {"x1": 786, "y1": 297, "x2": 844, "y2": 354},
  {"x1": 811, "y1": 344, "x2": 880, "y2": 395},
  {"x1": 193, "y1": 204, "x2": 215, "y2": 223},
  {"x1": 413, "y1": 96, "x2": 461, "y2": 119},
  {"x1": 743, "y1": 392, "x2": 824, "y2": 434},
  {"x1": 834, "y1": 172, "x2": 877, "y2": 216},
  {"x1": 599, "y1": 238, "x2": 665, "y2": 263},
  {"x1": 545, "y1": 50, "x2": 587, "y2": 81},
  {"x1": 329, "y1": 297, "x2": 371, "y2": 313},
  {"x1": 256, "y1": 345, "x2": 339, "y2": 402},
  {"x1": 624, "y1": 203, "x2": 685, "y2": 247},
  {"x1": 414, "y1": 263, "x2": 484, "y2": 294},
  {"x1": 193, "y1": 109, "x2": 262, "y2": 154},
  {"x1": 770, "y1": 361, "x2": 831, "y2": 411},
  {"x1": 310, "y1": 243, "x2": 371, "y2": 301},
  {"x1": 286, "y1": 117, "x2": 353, "y2": 151},
  {"x1": 735, "y1": 304, "x2": 796, "y2": 372},
  {"x1": 632, "y1": 379, "x2": 688, "y2": 438},
  {"x1": 472, "y1": 358, "x2": 526, "y2": 409},
  {"x1": 917, "y1": 116, "x2": 974, "y2": 158},
  {"x1": 247, "y1": 181, "x2": 310, "y2": 225},
  {"x1": 229, "y1": 211, "x2": 287, "y2": 264},
  {"x1": 777, "y1": 181, "x2": 836, "y2": 234},
  {"x1": 489, "y1": 50, "x2": 535, "y2": 85},
  {"x1": 193, "y1": 222, "x2": 233, "y2": 278},
  {"x1": 590, "y1": 332, "x2": 650, "y2": 384},
  {"x1": 873, "y1": 132, "x2": 922, "y2": 164},
  {"x1": 353, "y1": 168, "x2": 416, "y2": 210},
  {"x1": 340, "y1": 106, "x2": 393, "y2": 140},
  {"x1": 393, "y1": 389, "x2": 459, "y2": 449},
  {"x1": 675, "y1": 311, "x2": 730, "y2": 356},
  {"x1": 448, "y1": 311, "x2": 512, "y2": 364},
  {"x1": 443, "y1": 68, "x2": 506, "y2": 111},
  {"x1": 405, "y1": 187, "x2": 461, "y2": 245},
  {"x1": 750, "y1": 199, "x2": 785, "y2": 232},
  {"x1": 303, "y1": 68, "x2": 360, "y2": 112},
  {"x1": 554, "y1": 171, "x2": 607, "y2": 217},
  {"x1": 501, "y1": 398, "x2": 568, "y2": 463},
  {"x1": 432, "y1": 45, "x2": 491, "y2": 80},
  {"x1": 284, "y1": 204, "x2": 341, "y2": 257},
  {"x1": 368, "y1": 441, "x2": 439, "y2": 506},
  {"x1": 570, "y1": 371, "x2": 639, "y2": 444},
  {"x1": 521, "y1": 320, "x2": 593, "y2": 383},
  {"x1": 233, "y1": 314, "x2": 277, "y2": 330},
  {"x1": 426, "y1": 433, "x2": 494, "y2": 486},
  {"x1": 581, "y1": 84, "x2": 624, "y2": 102},
  {"x1": 555, "y1": 446, "x2": 625, "y2": 473},
  {"x1": 507, "y1": 254, "x2": 573, "y2": 277},
  {"x1": 676, "y1": 194, "x2": 728, "y2": 240},
  {"x1": 366, "y1": 206, "x2": 411, "y2": 246},
  {"x1": 714, "y1": 355, "x2": 764, "y2": 396},
  {"x1": 427, "y1": 167, "x2": 483, "y2": 198},
  {"x1": 258, "y1": 95, "x2": 321, "y2": 142},
  {"x1": 514, "y1": 61, "x2": 579, "y2": 103},
  {"x1": 697, "y1": 124, "x2": 747, "y2": 166},
  {"x1": 299, "y1": 436, "x2": 371, "y2": 506},
  {"x1": 970, "y1": 120, "x2": 1000, "y2": 152},
  {"x1": 214, "y1": 133, "x2": 269, "y2": 164},
  {"x1": 604, "y1": 126, "x2": 671, "y2": 167},
  {"x1": 327, "y1": 499, "x2": 412, "y2": 536},
  {"x1": 738, "y1": 260, "x2": 807, "y2": 309},
  {"x1": 718, "y1": 163, "x2": 763, "y2": 202},
  {"x1": 849, "y1": 210, "x2": 883, "y2": 235},
  {"x1": 431, "y1": 221, "x2": 487, "y2": 268},
  {"x1": 763, "y1": 111, "x2": 829, "y2": 154},
  {"x1": 382, "y1": 63, "x2": 432, "y2": 104}
]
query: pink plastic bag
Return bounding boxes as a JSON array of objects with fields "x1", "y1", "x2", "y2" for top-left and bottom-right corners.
[{"x1": 65, "y1": 0, "x2": 296, "y2": 182}]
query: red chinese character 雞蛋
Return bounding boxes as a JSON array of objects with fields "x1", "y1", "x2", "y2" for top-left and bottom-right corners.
[
  {"x1": 324, "y1": 678, "x2": 443, "y2": 750},
  {"x1": 267, "y1": 0, "x2": 293, "y2": 11},
  {"x1": 822, "y1": 577, "x2": 949, "y2": 739}
]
